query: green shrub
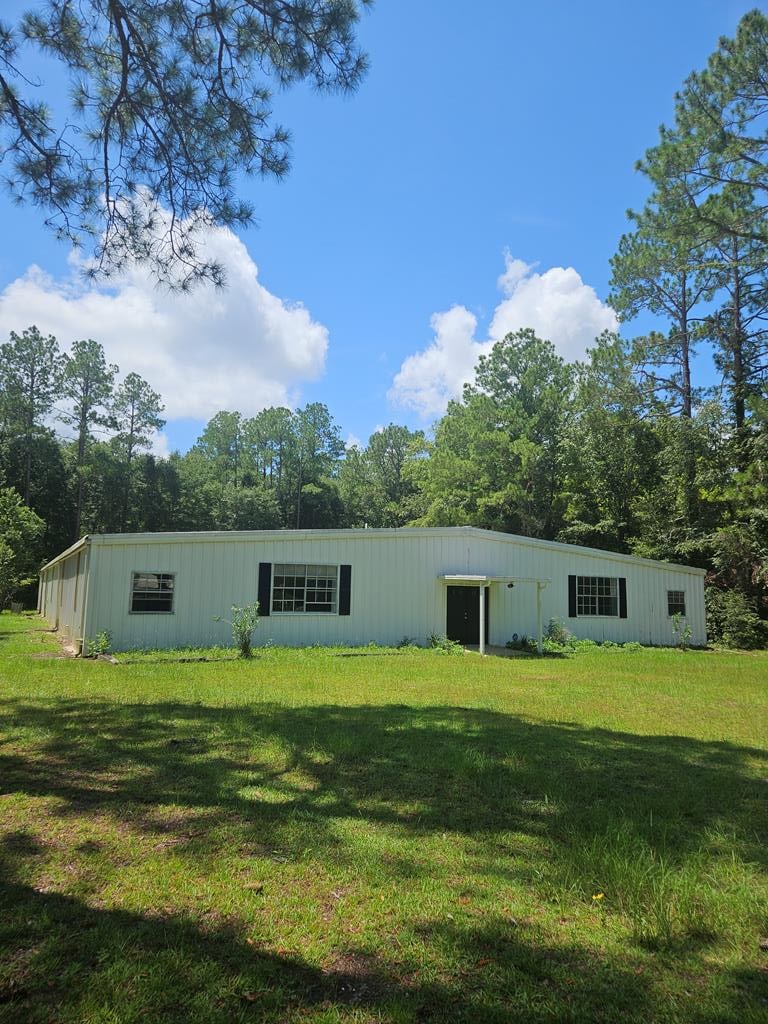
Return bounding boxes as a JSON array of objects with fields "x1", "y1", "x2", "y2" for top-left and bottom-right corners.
[
  {"x1": 705, "y1": 587, "x2": 766, "y2": 649},
  {"x1": 569, "y1": 638, "x2": 599, "y2": 651},
  {"x1": 232, "y1": 604, "x2": 261, "y2": 658},
  {"x1": 671, "y1": 612, "x2": 693, "y2": 650},
  {"x1": 397, "y1": 636, "x2": 419, "y2": 649},
  {"x1": 0, "y1": 540, "x2": 20, "y2": 610},
  {"x1": 215, "y1": 603, "x2": 261, "y2": 658},
  {"x1": 505, "y1": 634, "x2": 539, "y2": 653},
  {"x1": 428, "y1": 633, "x2": 463, "y2": 654},
  {"x1": 546, "y1": 617, "x2": 570, "y2": 645},
  {"x1": 86, "y1": 630, "x2": 112, "y2": 658}
]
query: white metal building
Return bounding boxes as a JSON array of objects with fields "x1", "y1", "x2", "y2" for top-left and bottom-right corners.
[{"x1": 37, "y1": 527, "x2": 707, "y2": 653}]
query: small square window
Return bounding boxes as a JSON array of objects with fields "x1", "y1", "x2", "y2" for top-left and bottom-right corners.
[
  {"x1": 131, "y1": 572, "x2": 175, "y2": 613},
  {"x1": 667, "y1": 590, "x2": 686, "y2": 617}
]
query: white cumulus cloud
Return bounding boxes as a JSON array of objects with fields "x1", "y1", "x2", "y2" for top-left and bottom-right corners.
[
  {"x1": 388, "y1": 306, "x2": 485, "y2": 419},
  {"x1": 0, "y1": 224, "x2": 329, "y2": 421},
  {"x1": 389, "y1": 253, "x2": 617, "y2": 418},
  {"x1": 149, "y1": 431, "x2": 171, "y2": 459}
]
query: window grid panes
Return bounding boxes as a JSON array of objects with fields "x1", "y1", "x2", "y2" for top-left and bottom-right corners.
[
  {"x1": 131, "y1": 572, "x2": 175, "y2": 613},
  {"x1": 667, "y1": 590, "x2": 686, "y2": 616},
  {"x1": 272, "y1": 564, "x2": 337, "y2": 613},
  {"x1": 576, "y1": 576, "x2": 618, "y2": 617}
]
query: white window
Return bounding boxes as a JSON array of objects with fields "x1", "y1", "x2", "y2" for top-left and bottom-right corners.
[
  {"x1": 667, "y1": 590, "x2": 686, "y2": 616},
  {"x1": 577, "y1": 576, "x2": 618, "y2": 617},
  {"x1": 130, "y1": 572, "x2": 175, "y2": 613},
  {"x1": 272, "y1": 564, "x2": 338, "y2": 613}
]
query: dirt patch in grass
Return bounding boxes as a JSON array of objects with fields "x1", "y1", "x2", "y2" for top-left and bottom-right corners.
[
  {"x1": 18, "y1": 626, "x2": 75, "y2": 659},
  {"x1": 322, "y1": 949, "x2": 396, "y2": 1005},
  {"x1": 319, "y1": 884, "x2": 353, "y2": 923}
]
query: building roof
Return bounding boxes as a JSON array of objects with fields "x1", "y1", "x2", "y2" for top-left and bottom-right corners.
[{"x1": 39, "y1": 526, "x2": 707, "y2": 577}]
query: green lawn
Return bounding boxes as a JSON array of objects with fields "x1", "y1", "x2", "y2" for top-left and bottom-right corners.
[{"x1": 1, "y1": 613, "x2": 767, "y2": 1023}]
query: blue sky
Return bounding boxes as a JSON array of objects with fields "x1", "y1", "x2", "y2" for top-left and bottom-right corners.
[{"x1": 0, "y1": 0, "x2": 757, "y2": 453}]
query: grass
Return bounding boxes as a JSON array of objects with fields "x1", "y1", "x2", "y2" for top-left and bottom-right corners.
[{"x1": 0, "y1": 612, "x2": 767, "y2": 1023}]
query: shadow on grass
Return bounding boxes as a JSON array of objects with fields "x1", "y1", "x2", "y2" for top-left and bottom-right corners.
[
  {"x1": 2, "y1": 840, "x2": 763, "y2": 1024},
  {"x1": 332, "y1": 650, "x2": 415, "y2": 657},
  {"x1": 0, "y1": 627, "x2": 25, "y2": 641},
  {"x1": 117, "y1": 655, "x2": 239, "y2": 664},
  {"x1": 1, "y1": 698, "x2": 767, "y2": 1022},
  {"x1": 0, "y1": 842, "x2": 653, "y2": 1024},
  {"x1": 474, "y1": 645, "x2": 570, "y2": 659},
  {"x1": 1, "y1": 700, "x2": 765, "y2": 860}
]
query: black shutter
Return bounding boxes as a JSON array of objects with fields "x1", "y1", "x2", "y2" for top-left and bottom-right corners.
[
  {"x1": 618, "y1": 577, "x2": 627, "y2": 618},
  {"x1": 258, "y1": 562, "x2": 272, "y2": 616},
  {"x1": 568, "y1": 575, "x2": 577, "y2": 617},
  {"x1": 338, "y1": 564, "x2": 352, "y2": 616}
]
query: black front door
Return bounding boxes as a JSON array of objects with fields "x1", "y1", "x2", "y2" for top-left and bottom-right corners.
[{"x1": 446, "y1": 586, "x2": 490, "y2": 645}]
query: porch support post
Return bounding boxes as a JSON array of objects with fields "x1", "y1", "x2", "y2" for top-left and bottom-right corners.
[
  {"x1": 536, "y1": 581, "x2": 544, "y2": 655},
  {"x1": 479, "y1": 585, "x2": 486, "y2": 655}
]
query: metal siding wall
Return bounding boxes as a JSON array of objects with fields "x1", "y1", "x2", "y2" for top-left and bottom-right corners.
[
  {"x1": 89, "y1": 532, "x2": 462, "y2": 651},
  {"x1": 461, "y1": 535, "x2": 706, "y2": 647},
  {"x1": 80, "y1": 531, "x2": 707, "y2": 651},
  {"x1": 45, "y1": 550, "x2": 90, "y2": 641}
]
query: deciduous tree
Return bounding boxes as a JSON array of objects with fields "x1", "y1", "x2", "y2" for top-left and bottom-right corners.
[
  {"x1": 339, "y1": 424, "x2": 426, "y2": 527},
  {"x1": 419, "y1": 330, "x2": 574, "y2": 539},
  {"x1": 560, "y1": 333, "x2": 660, "y2": 552},
  {"x1": 0, "y1": 486, "x2": 44, "y2": 606}
]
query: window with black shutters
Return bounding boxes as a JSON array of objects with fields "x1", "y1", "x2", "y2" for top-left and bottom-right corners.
[
  {"x1": 272, "y1": 564, "x2": 338, "y2": 613},
  {"x1": 130, "y1": 572, "x2": 175, "y2": 613},
  {"x1": 576, "y1": 576, "x2": 618, "y2": 617},
  {"x1": 667, "y1": 590, "x2": 686, "y2": 616}
]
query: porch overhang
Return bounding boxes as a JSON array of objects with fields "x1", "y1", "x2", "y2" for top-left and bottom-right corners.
[
  {"x1": 438, "y1": 575, "x2": 550, "y2": 655},
  {"x1": 438, "y1": 574, "x2": 549, "y2": 586}
]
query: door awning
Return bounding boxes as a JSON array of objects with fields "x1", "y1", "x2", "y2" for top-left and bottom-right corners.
[
  {"x1": 438, "y1": 574, "x2": 550, "y2": 655},
  {"x1": 438, "y1": 574, "x2": 549, "y2": 586}
]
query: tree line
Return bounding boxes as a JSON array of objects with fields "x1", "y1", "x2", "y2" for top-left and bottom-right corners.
[
  {"x1": 1, "y1": 11, "x2": 767, "y2": 646},
  {"x1": 0, "y1": 315, "x2": 765, "y2": 645}
]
